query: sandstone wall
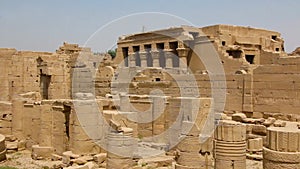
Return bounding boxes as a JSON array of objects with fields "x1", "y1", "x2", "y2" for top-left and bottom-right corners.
[
  {"x1": 0, "y1": 49, "x2": 15, "y2": 101},
  {"x1": 10, "y1": 98, "x2": 105, "y2": 155},
  {"x1": 253, "y1": 57, "x2": 300, "y2": 116}
]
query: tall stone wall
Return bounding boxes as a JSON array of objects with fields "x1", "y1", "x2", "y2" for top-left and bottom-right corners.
[
  {"x1": 0, "y1": 49, "x2": 15, "y2": 101},
  {"x1": 253, "y1": 57, "x2": 300, "y2": 115},
  {"x1": 10, "y1": 98, "x2": 104, "y2": 155}
]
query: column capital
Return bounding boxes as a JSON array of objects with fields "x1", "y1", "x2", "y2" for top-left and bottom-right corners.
[
  {"x1": 176, "y1": 48, "x2": 190, "y2": 57},
  {"x1": 163, "y1": 49, "x2": 174, "y2": 52},
  {"x1": 139, "y1": 51, "x2": 147, "y2": 57}
]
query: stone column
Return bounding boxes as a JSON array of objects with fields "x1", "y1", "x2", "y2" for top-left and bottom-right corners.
[
  {"x1": 174, "y1": 98, "x2": 214, "y2": 169},
  {"x1": 139, "y1": 51, "x2": 147, "y2": 67},
  {"x1": 128, "y1": 52, "x2": 136, "y2": 67},
  {"x1": 214, "y1": 120, "x2": 247, "y2": 169},
  {"x1": 176, "y1": 48, "x2": 190, "y2": 69},
  {"x1": 106, "y1": 128, "x2": 135, "y2": 169},
  {"x1": 263, "y1": 124, "x2": 300, "y2": 168},
  {"x1": 150, "y1": 50, "x2": 160, "y2": 67},
  {"x1": 164, "y1": 49, "x2": 174, "y2": 68}
]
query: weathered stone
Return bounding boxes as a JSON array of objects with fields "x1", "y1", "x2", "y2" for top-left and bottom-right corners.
[
  {"x1": 273, "y1": 120, "x2": 287, "y2": 127},
  {"x1": 252, "y1": 125, "x2": 267, "y2": 135},
  {"x1": 63, "y1": 151, "x2": 80, "y2": 159},
  {"x1": 6, "y1": 141, "x2": 18, "y2": 150},
  {"x1": 246, "y1": 153, "x2": 263, "y2": 160},
  {"x1": 247, "y1": 138, "x2": 263, "y2": 152},
  {"x1": 263, "y1": 117, "x2": 276, "y2": 127},
  {"x1": 252, "y1": 112, "x2": 264, "y2": 119},
  {"x1": 232, "y1": 113, "x2": 247, "y2": 122},
  {"x1": 51, "y1": 154, "x2": 63, "y2": 161},
  {"x1": 93, "y1": 153, "x2": 106, "y2": 164},
  {"x1": 5, "y1": 135, "x2": 17, "y2": 142},
  {"x1": 73, "y1": 157, "x2": 87, "y2": 165},
  {"x1": 109, "y1": 119, "x2": 121, "y2": 131},
  {"x1": 31, "y1": 145, "x2": 54, "y2": 160},
  {"x1": 138, "y1": 156, "x2": 174, "y2": 167}
]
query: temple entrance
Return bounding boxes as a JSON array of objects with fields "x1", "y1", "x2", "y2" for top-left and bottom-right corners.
[{"x1": 40, "y1": 73, "x2": 51, "y2": 99}]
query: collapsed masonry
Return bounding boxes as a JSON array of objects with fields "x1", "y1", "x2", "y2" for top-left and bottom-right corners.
[{"x1": 0, "y1": 25, "x2": 299, "y2": 168}]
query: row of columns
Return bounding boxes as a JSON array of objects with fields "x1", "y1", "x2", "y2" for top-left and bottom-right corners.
[{"x1": 124, "y1": 42, "x2": 190, "y2": 69}]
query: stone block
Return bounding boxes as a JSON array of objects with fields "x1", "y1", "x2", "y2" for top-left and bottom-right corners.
[
  {"x1": 106, "y1": 158, "x2": 134, "y2": 169},
  {"x1": 138, "y1": 156, "x2": 174, "y2": 167},
  {"x1": 247, "y1": 138, "x2": 263, "y2": 152},
  {"x1": 263, "y1": 117, "x2": 276, "y2": 127},
  {"x1": 51, "y1": 154, "x2": 63, "y2": 161},
  {"x1": 252, "y1": 125, "x2": 267, "y2": 135},
  {"x1": 93, "y1": 153, "x2": 106, "y2": 164},
  {"x1": 63, "y1": 151, "x2": 80, "y2": 159},
  {"x1": 177, "y1": 151, "x2": 211, "y2": 167},
  {"x1": 273, "y1": 120, "x2": 286, "y2": 127},
  {"x1": 31, "y1": 145, "x2": 54, "y2": 160},
  {"x1": 6, "y1": 141, "x2": 18, "y2": 151},
  {"x1": 252, "y1": 112, "x2": 264, "y2": 119}
]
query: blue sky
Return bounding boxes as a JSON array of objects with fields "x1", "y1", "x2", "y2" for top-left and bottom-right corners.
[{"x1": 0, "y1": 0, "x2": 299, "y2": 52}]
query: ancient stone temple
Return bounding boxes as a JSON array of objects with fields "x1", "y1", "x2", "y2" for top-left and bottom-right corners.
[{"x1": 0, "y1": 25, "x2": 299, "y2": 169}]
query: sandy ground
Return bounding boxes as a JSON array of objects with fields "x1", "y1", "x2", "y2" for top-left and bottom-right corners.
[
  {"x1": 0, "y1": 150, "x2": 263, "y2": 169},
  {"x1": 0, "y1": 150, "x2": 61, "y2": 169},
  {"x1": 246, "y1": 159, "x2": 263, "y2": 169}
]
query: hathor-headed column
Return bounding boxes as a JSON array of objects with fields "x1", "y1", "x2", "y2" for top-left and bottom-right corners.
[
  {"x1": 176, "y1": 47, "x2": 190, "y2": 69},
  {"x1": 176, "y1": 41, "x2": 190, "y2": 69}
]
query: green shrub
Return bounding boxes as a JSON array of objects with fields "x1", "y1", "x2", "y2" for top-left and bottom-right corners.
[{"x1": 0, "y1": 166, "x2": 18, "y2": 169}]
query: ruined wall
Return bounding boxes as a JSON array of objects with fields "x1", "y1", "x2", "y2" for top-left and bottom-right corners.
[
  {"x1": 201, "y1": 24, "x2": 284, "y2": 66},
  {"x1": 253, "y1": 56, "x2": 300, "y2": 116},
  {"x1": 0, "y1": 101, "x2": 12, "y2": 135},
  {"x1": 112, "y1": 70, "x2": 251, "y2": 115},
  {"x1": 11, "y1": 99, "x2": 69, "y2": 154},
  {"x1": 188, "y1": 41, "x2": 248, "y2": 74},
  {"x1": 10, "y1": 98, "x2": 105, "y2": 155},
  {"x1": 0, "y1": 49, "x2": 15, "y2": 101},
  {"x1": 94, "y1": 66, "x2": 114, "y2": 97},
  {"x1": 0, "y1": 49, "x2": 72, "y2": 101}
]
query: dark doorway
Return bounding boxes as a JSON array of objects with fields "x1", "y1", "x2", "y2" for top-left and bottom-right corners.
[
  {"x1": 156, "y1": 43, "x2": 165, "y2": 68},
  {"x1": 169, "y1": 42, "x2": 179, "y2": 67},
  {"x1": 226, "y1": 50, "x2": 242, "y2": 58},
  {"x1": 144, "y1": 44, "x2": 152, "y2": 67},
  {"x1": 245, "y1": 55, "x2": 255, "y2": 64},
  {"x1": 40, "y1": 73, "x2": 51, "y2": 99},
  {"x1": 122, "y1": 47, "x2": 129, "y2": 67},
  {"x1": 133, "y1": 46, "x2": 140, "y2": 66},
  {"x1": 63, "y1": 105, "x2": 71, "y2": 140}
]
